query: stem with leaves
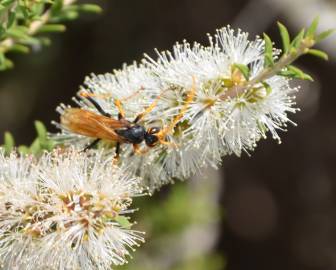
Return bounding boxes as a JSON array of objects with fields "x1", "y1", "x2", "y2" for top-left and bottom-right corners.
[
  {"x1": 0, "y1": 0, "x2": 102, "y2": 70},
  {"x1": 220, "y1": 17, "x2": 334, "y2": 101},
  {"x1": 0, "y1": 0, "x2": 75, "y2": 54}
]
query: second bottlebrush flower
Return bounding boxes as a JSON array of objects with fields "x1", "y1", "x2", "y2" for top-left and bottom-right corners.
[{"x1": 0, "y1": 149, "x2": 144, "y2": 270}]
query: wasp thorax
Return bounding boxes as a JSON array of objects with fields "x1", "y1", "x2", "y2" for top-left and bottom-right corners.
[{"x1": 116, "y1": 125, "x2": 146, "y2": 144}]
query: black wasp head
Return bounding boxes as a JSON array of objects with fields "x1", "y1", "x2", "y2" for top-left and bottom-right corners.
[{"x1": 144, "y1": 127, "x2": 160, "y2": 147}]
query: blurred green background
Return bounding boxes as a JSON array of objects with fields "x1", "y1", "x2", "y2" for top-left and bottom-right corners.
[{"x1": 1, "y1": 0, "x2": 336, "y2": 270}]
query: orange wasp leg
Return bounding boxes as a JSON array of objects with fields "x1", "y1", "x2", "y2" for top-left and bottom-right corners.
[
  {"x1": 114, "y1": 99, "x2": 126, "y2": 119},
  {"x1": 133, "y1": 88, "x2": 172, "y2": 123},
  {"x1": 157, "y1": 76, "x2": 196, "y2": 142},
  {"x1": 132, "y1": 144, "x2": 150, "y2": 155}
]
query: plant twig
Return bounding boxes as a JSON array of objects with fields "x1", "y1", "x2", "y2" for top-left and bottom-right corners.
[
  {"x1": 0, "y1": 0, "x2": 77, "y2": 53},
  {"x1": 219, "y1": 38, "x2": 315, "y2": 101}
]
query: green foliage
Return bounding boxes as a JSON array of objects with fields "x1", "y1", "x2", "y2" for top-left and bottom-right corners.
[
  {"x1": 315, "y1": 29, "x2": 335, "y2": 43},
  {"x1": 306, "y1": 16, "x2": 319, "y2": 38},
  {"x1": 259, "y1": 17, "x2": 333, "y2": 86},
  {"x1": 38, "y1": 23, "x2": 66, "y2": 33},
  {"x1": 3, "y1": 131, "x2": 14, "y2": 155},
  {"x1": 277, "y1": 22, "x2": 290, "y2": 53},
  {"x1": 1, "y1": 120, "x2": 56, "y2": 155},
  {"x1": 290, "y1": 28, "x2": 305, "y2": 50},
  {"x1": 263, "y1": 33, "x2": 274, "y2": 67},
  {"x1": 232, "y1": 63, "x2": 250, "y2": 80},
  {"x1": 262, "y1": 82, "x2": 272, "y2": 96},
  {"x1": 115, "y1": 216, "x2": 132, "y2": 229},
  {"x1": 307, "y1": 49, "x2": 329, "y2": 60},
  {"x1": 219, "y1": 19, "x2": 333, "y2": 107},
  {"x1": 279, "y1": 65, "x2": 314, "y2": 81},
  {"x1": 0, "y1": 0, "x2": 101, "y2": 71}
]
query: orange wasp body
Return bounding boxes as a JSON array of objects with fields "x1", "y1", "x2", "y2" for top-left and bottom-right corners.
[{"x1": 61, "y1": 78, "x2": 196, "y2": 157}]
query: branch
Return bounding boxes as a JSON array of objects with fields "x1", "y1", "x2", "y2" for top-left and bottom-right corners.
[
  {"x1": 219, "y1": 38, "x2": 314, "y2": 101},
  {"x1": 0, "y1": 0, "x2": 77, "y2": 54}
]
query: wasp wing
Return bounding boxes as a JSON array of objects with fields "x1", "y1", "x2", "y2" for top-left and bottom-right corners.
[{"x1": 61, "y1": 108, "x2": 130, "y2": 141}]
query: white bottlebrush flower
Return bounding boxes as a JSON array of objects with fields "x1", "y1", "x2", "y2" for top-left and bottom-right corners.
[
  {"x1": 53, "y1": 26, "x2": 299, "y2": 190},
  {"x1": 0, "y1": 149, "x2": 144, "y2": 270}
]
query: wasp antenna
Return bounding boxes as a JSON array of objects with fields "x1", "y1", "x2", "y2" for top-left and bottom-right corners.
[{"x1": 85, "y1": 96, "x2": 111, "y2": 117}]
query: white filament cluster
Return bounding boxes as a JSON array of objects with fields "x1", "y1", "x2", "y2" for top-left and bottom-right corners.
[
  {"x1": 55, "y1": 26, "x2": 298, "y2": 191},
  {"x1": 0, "y1": 149, "x2": 144, "y2": 270}
]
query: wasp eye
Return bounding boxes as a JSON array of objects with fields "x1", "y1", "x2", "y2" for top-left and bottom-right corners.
[
  {"x1": 145, "y1": 134, "x2": 159, "y2": 147},
  {"x1": 148, "y1": 127, "x2": 160, "y2": 134}
]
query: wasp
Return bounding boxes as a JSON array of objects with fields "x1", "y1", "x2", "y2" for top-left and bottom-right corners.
[{"x1": 61, "y1": 78, "x2": 196, "y2": 158}]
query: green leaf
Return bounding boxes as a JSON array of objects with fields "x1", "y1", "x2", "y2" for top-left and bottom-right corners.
[
  {"x1": 278, "y1": 70, "x2": 292, "y2": 77},
  {"x1": 301, "y1": 73, "x2": 314, "y2": 81},
  {"x1": 53, "y1": 10, "x2": 79, "y2": 21},
  {"x1": 31, "y1": 2, "x2": 45, "y2": 17},
  {"x1": 0, "y1": 53, "x2": 5, "y2": 65},
  {"x1": 4, "y1": 131, "x2": 15, "y2": 155},
  {"x1": 288, "y1": 65, "x2": 304, "y2": 75},
  {"x1": 35, "y1": 121, "x2": 47, "y2": 142},
  {"x1": 19, "y1": 5, "x2": 30, "y2": 20},
  {"x1": 263, "y1": 33, "x2": 274, "y2": 67},
  {"x1": 15, "y1": 25, "x2": 29, "y2": 32},
  {"x1": 45, "y1": 140, "x2": 56, "y2": 151},
  {"x1": 265, "y1": 54, "x2": 274, "y2": 67},
  {"x1": 6, "y1": 28, "x2": 25, "y2": 39},
  {"x1": 39, "y1": 37, "x2": 51, "y2": 46},
  {"x1": 38, "y1": 24, "x2": 66, "y2": 33},
  {"x1": 7, "y1": 11, "x2": 16, "y2": 28},
  {"x1": 315, "y1": 29, "x2": 335, "y2": 42},
  {"x1": 262, "y1": 82, "x2": 272, "y2": 95},
  {"x1": 277, "y1": 22, "x2": 290, "y2": 53},
  {"x1": 306, "y1": 16, "x2": 319, "y2": 38},
  {"x1": 307, "y1": 49, "x2": 328, "y2": 60},
  {"x1": 77, "y1": 4, "x2": 102, "y2": 14},
  {"x1": 290, "y1": 29, "x2": 305, "y2": 49},
  {"x1": 51, "y1": 0, "x2": 63, "y2": 15},
  {"x1": 4, "y1": 58, "x2": 13, "y2": 69},
  {"x1": 1, "y1": 0, "x2": 15, "y2": 6},
  {"x1": 9, "y1": 44, "x2": 30, "y2": 54},
  {"x1": 279, "y1": 65, "x2": 314, "y2": 81},
  {"x1": 29, "y1": 138, "x2": 41, "y2": 155},
  {"x1": 115, "y1": 216, "x2": 132, "y2": 229},
  {"x1": 34, "y1": 121, "x2": 55, "y2": 151},
  {"x1": 6, "y1": 26, "x2": 31, "y2": 41},
  {"x1": 232, "y1": 63, "x2": 250, "y2": 81},
  {"x1": 0, "y1": 54, "x2": 14, "y2": 69},
  {"x1": 18, "y1": 145, "x2": 30, "y2": 155},
  {"x1": 0, "y1": 26, "x2": 5, "y2": 39}
]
